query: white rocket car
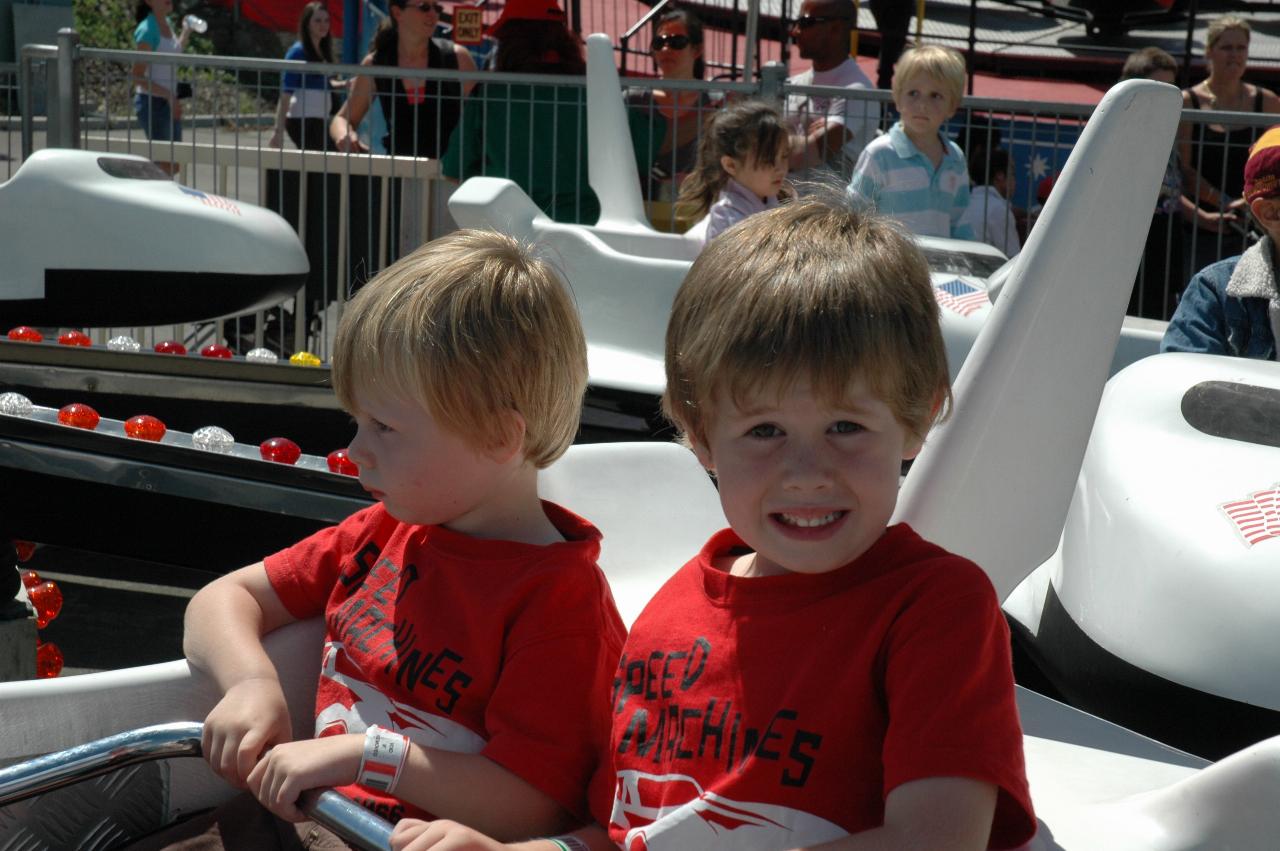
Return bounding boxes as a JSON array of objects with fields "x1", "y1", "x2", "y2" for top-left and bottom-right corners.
[{"x1": 0, "y1": 149, "x2": 307, "y2": 326}]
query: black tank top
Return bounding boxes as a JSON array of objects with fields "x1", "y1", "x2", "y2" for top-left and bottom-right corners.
[
  {"x1": 372, "y1": 36, "x2": 461, "y2": 158},
  {"x1": 1187, "y1": 87, "x2": 1264, "y2": 199}
]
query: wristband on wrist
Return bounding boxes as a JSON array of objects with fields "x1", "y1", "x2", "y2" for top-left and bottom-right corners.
[
  {"x1": 357, "y1": 724, "x2": 410, "y2": 794},
  {"x1": 547, "y1": 837, "x2": 591, "y2": 851}
]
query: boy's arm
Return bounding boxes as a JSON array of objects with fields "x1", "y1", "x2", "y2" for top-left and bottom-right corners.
[
  {"x1": 792, "y1": 777, "x2": 997, "y2": 851},
  {"x1": 247, "y1": 738, "x2": 572, "y2": 832},
  {"x1": 390, "y1": 821, "x2": 614, "y2": 851},
  {"x1": 184, "y1": 561, "x2": 300, "y2": 787}
]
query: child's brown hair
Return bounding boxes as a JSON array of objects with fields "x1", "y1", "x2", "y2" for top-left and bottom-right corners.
[{"x1": 664, "y1": 196, "x2": 952, "y2": 448}]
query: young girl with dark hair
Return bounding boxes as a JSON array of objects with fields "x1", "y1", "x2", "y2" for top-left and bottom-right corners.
[
  {"x1": 269, "y1": 2, "x2": 341, "y2": 151},
  {"x1": 679, "y1": 99, "x2": 791, "y2": 244}
]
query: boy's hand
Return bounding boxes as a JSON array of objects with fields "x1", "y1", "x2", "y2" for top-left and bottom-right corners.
[
  {"x1": 202, "y1": 676, "x2": 293, "y2": 788},
  {"x1": 390, "y1": 819, "x2": 512, "y2": 851},
  {"x1": 246, "y1": 733, "x2": 363, "y2": 822}
]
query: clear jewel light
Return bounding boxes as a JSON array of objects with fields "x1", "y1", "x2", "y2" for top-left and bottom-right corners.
[
  {"x1": 0, "y1": 392, "x2": 33, "y2": 416},
  {"x1": 192, "y1": 425, "x2": 235, "y2": 453},
  {"x1": 245, "y1": 347, "x2": 279, "y2": 364},
  {"x1": 106, "y1": 335, "x2": 142, "y2": 352}
]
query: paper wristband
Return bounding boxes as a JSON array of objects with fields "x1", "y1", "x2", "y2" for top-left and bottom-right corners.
[
  {"x1": 358, "y1": 725, "x2": 410, "y2": 794},
  {"x1": 548, "y1": 837, "x2": 591, "y2": 851}
]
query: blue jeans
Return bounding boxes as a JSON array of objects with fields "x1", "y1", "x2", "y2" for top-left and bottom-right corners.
[{"x1": 134, "y1": 93, "x2": 182, "y2": 142}]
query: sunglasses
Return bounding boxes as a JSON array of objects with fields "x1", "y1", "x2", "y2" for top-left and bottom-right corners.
[
  {"x1": 651, "y1": 34, "x2": 693, "y2": 52},
  {"x1": 793, "y1": 14, "x2": 849, "y2": 29},
  {"x1": 401, "y1": 1, "x2": 443, "y2": 11}
]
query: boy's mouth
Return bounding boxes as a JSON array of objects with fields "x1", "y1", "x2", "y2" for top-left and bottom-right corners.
[{"x1": 775, "y1": 510, "x2": 845, "y2": 528}]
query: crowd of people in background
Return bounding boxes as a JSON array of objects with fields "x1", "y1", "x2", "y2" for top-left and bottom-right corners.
[{"x1": 127, "y1": 2, "x2": 1280, "y2": 337}]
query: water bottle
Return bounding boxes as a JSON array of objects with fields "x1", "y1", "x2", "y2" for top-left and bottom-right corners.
[{"x1": 183, "y1": 14, "x2": 208, "y2": 34}]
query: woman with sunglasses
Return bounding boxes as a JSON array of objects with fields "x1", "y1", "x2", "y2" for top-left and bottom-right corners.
[
  {"x1": 625, "y1": 7, "x2": 721, "y2": 204},
  {"x1": 329, "y1": 0, "x2": 477, "y2": 156}
]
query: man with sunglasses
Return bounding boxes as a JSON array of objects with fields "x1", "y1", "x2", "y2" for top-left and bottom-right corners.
[{"x1": 786, "y1": 0, "x2": 881, "y2": 186}]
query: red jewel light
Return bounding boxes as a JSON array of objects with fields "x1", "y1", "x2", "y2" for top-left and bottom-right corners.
[
  {"x1": 7, "y1": 326, "x2": 43, "y2": 342},
  {"x1": 30, "y1": 579, "x2": 62, "y2": 628},
  {"x1": 154, "y1": 340, "x2": 187, "y2": 355},
  {"x1": 58, "y1": 403, "x2": 100, "y2": 430},
  {"x1": 36, "y1": 641, "x2": 63, "y2": 678},
  {"x1": 260, "y1": 437, "x2": 301, "y2": 465},
  {"x1": 327, "y1": 449, "x2": 359, "y2": 476},
  {"x1": 14, "y1": 540, "x2": 36, "y2": 563},
  {"x1": 200, "y1": 344, "x2": 233, "y2": 359},
  {"x1": 124, "y1": 414, "x2": 167, "y2": 441},
  {"x1": 58, "y1": 330, "x2": 92, "y2": 347},
  {"x1": 20, "y1": 569, "x2": 40, "y2": 589}
]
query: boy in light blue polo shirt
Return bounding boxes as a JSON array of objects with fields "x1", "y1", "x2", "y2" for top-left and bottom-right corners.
[{"x1": 847, "y1": 45, "x2": 974, "y2": 241}]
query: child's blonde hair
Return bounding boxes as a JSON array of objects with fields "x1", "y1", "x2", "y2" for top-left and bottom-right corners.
[
  {"x1": 677, "y1": 99, "x2": 790, "y2": 220},
  {"x1": 332, "y1": 230, "x2": 587, "y2": 468},
  {"x1": 663, "y1": 196, "x2": 952, "y2": 448},
  {"x1": 891, "y1": 44, "x2": 967, "y2": 110}
]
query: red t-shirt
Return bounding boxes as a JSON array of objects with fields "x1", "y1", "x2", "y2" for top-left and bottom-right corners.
[
  {"x1": 265, "y1": 500, "x2": 626, "y2": 824},
  {"x1": 604, "y1": 523, "x2": 1035, "y2": 850}
]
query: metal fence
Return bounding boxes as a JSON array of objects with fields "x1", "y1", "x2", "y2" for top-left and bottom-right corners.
[{"x1": 9, "y1": 33, "x2": 1273, "y2": 350}]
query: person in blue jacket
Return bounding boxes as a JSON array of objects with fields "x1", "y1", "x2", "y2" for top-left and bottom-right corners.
[{"x1": 1163, "y1": 125, "x2": 1280, "y2": 361}]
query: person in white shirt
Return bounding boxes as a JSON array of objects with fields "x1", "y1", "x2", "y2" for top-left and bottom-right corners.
[
  {"x1": 786, "y1": 0, "x2": 882, "y2": 186},
  {"x1": 961, "y1": 147, "x2": 1021, "y2": 256}
]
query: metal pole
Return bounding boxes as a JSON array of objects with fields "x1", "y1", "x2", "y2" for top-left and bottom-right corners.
[
  {"x1": 344, "y1": 0, "x2": 362, "y2": 64},
  {"x1": 55, "y1": 28, "x2": 80, "y2": 149},
  {"x1": 743, "y1": 0, "x2": 759, "y2": 81},
  {"x1": 760, "y1": 60, "x2": 785, "y2": 103},
  {"x1": 19, "y1": 53, "x2": 34, "y2": 160},
  {"x1": 569, "y1": 0, "x2": 581, "y2": 36},
  {"x1": 968, "y1": 0, "x2": 977, "y2": 96},
  {"x1": 1177, "y1": 0, "x2": 1198, "y2": 90},
  {"x1": 1181, "y1": 0, "x2": 1198, "y2": 90}
]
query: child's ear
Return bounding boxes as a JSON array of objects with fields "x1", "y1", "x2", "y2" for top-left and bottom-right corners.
[
  {"x1": 720, "y1": 155, "x2": 740, "y2": 179},
  {"x1": 486, "y1": 410, "x2": 527, "y2": 465},
  {"x1": 1250, "y1": 196, "x2": 1280, "y2": 230},
  {"x1": 687, "y1": 434, "x2": 715, "y2": 473}
]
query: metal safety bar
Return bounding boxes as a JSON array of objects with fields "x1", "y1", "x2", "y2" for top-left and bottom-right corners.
[{"x1": 0, "y1": 722, "x2": 394, "y2": 850}]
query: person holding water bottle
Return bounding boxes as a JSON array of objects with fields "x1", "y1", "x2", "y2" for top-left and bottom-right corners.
[{"x1": 131, "y1": 0, "x2": 201, "y2": 173}]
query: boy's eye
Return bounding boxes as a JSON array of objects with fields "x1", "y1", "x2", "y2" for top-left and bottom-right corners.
[
  {"x1": 831, "y1": 420, "x2": 864, "y2": 435},
  {"x1": 368, "y1": 417, "x2": 392, "y2": 433},
  {"x1": 747, "y1": 423, "x2": 782, "y2": 438}
]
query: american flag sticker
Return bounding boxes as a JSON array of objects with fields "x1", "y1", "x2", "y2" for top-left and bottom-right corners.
[
  {"x1": 180, "y1": 186, "x2": 242, "y2": 216},
  {"x1": 359, "y1": 758, "x2": 399, "y2": 791},
  {"x1": 1220, "y1": 484, "x2": 1280, "y2": 547},
  {"x1": 934, "y1": 279, "x2": 990, "y2": 317}
]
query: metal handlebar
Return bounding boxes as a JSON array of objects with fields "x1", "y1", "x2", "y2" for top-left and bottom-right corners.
[{"x1": 0, "y1": 722, "x2": 394, "y2": 851}]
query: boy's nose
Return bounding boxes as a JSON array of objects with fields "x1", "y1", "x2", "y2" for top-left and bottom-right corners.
[
  {"x1": 345, "y1": 434, "x2": 374, "y2": 470},
  {"x1": 781, "y1": 442, "x2": 833, "y2": 489}
]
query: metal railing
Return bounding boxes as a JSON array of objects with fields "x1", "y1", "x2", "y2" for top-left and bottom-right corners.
[
  {"x1": 10, "y1": 34, "x2": 1272, "y2": 335},
  {"x1": 0, "y1": 722, "x2": 394, "y2": 849}
]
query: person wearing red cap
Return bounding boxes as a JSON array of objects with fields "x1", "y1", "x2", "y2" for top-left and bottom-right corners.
[
  {"x1": 441, "y1": 0, "x2": 646, "y2": 223},
  {"x1": 1163, "y1": 125, "x2": 1280, "y2": 361}
]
